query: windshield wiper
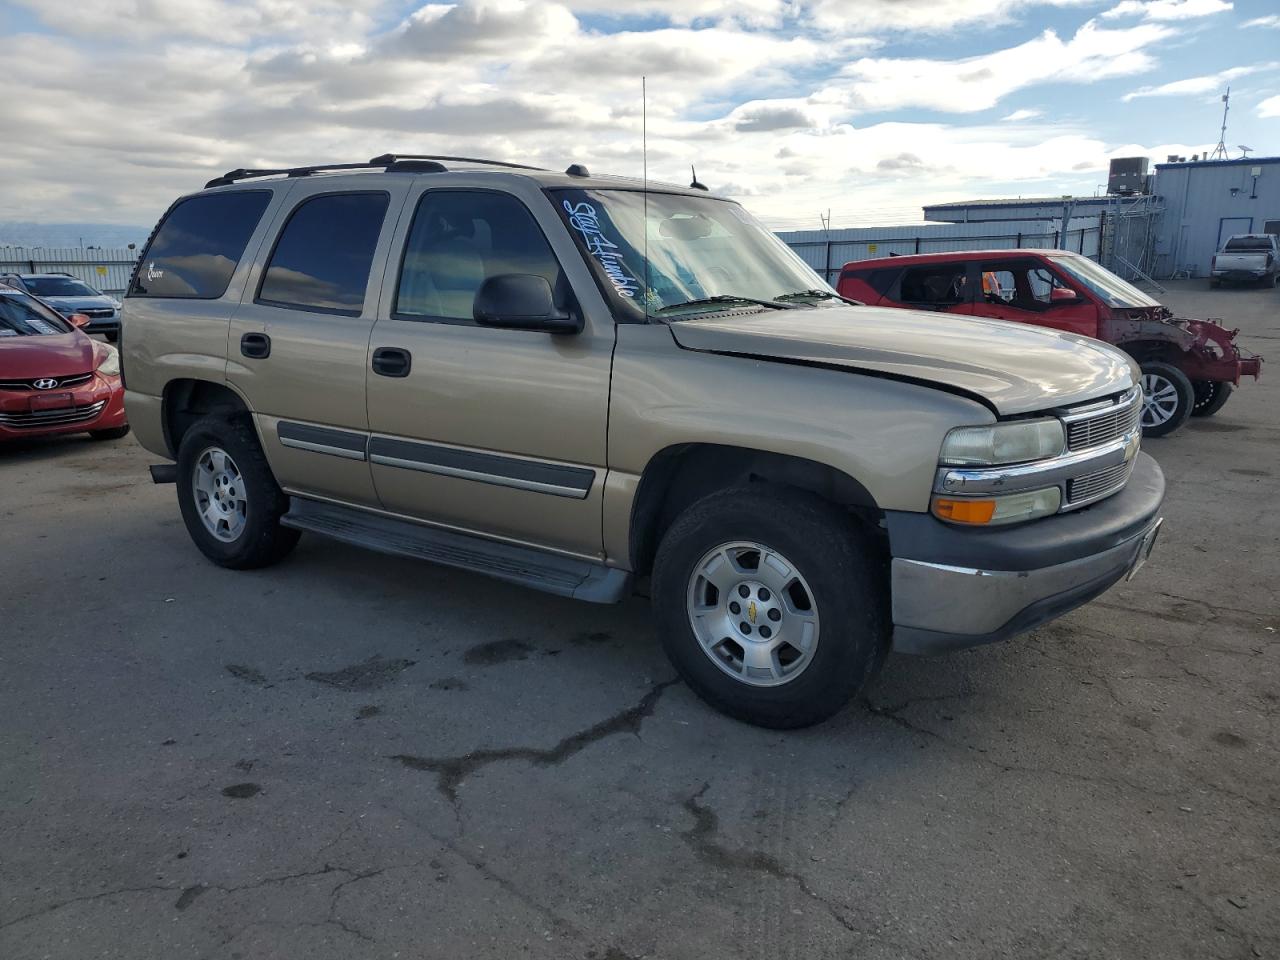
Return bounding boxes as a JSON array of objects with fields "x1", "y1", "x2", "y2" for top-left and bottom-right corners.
[
  {"x1": 773, "y1": 289, "x2": 862, "y2": 305},
  {"x1": 773, "y1": 289, "x2": 836, "y2": 301},
  {"x1": 653, "y1": 294, "x2": 790, "y2": 315}
]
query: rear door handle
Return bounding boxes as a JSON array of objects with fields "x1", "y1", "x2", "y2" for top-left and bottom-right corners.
[
  {"x1": 240, "y1": 332, "x2": 271, "y2": 359},
  {"x1": 372, "y1": 347, "x2": 412, "y2": 378}
]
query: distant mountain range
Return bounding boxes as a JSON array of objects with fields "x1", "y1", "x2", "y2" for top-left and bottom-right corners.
[{"x1": 0, "y1": 222, "x2": 150, "y2": 251}]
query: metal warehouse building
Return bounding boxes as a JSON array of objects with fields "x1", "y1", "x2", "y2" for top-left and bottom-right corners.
[
  {"x1": 1151, "y1": 156, "x2": 1280, "y2": 279},
  {"x1": 903, "y1": 157, "x2": 1280, "y2": 281}
]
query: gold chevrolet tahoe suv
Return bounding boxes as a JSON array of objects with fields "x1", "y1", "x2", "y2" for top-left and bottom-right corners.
[{"x1": 122, "y1": 155, "x2": 1165, "y2": 728}]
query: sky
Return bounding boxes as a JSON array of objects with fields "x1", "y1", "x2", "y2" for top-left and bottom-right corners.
[{"x1": 2, "y1": 0, "x2": 1279, "y2": 235}]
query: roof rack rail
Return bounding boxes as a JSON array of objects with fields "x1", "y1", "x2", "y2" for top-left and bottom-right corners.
[
  {"x1": 205, "y1": 162, "x2": 388, "y2": 189},
  {"x1": 204, "y1": 154, "x2": 550, "y2": 189},
  {"x1": 368, "y1": 154, "x2": 549, "y2": 172}
]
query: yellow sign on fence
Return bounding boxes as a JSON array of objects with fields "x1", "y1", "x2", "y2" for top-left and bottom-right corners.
[{"x1": 95, "y1": 266, "x2": 107, "y2": 275}]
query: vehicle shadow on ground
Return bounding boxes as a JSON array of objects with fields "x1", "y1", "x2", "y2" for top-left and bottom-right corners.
[{"x1": 0, "y1": 432, "x2": 110, "y2": 464}]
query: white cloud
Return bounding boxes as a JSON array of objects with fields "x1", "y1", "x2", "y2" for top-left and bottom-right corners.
[
  {"x1": 1122, "y1": 61, "x2": 1280, "y2": 100},
  {"x1": 1242, "y1": 15, "x2": 1280, "y2": 28},
  {"x1": 1259, "y1": 95, "x2": 1280, "y2": 118},
  {"x1": 9, "y1": 0, "x2": 381, "y2": 42},
  {"x1": 0, "y1": 0, "x2": 1227, "y2": 231},
  {"x1": 825, "y1": 21, "x2": 1173, "y2": 114},
  {"x1": 1101, "y1": 0, "x2": 1231, "y2": 21}
]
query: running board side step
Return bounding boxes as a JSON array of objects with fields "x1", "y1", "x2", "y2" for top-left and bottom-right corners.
[{"x1": 280, "y1": 498, "x2": 631, "y2": 604}]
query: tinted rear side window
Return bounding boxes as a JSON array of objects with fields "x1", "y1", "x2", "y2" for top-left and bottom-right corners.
[
  {"x1": 130, "y1": 191, "x2": 271, "y2": 299},
  {"x1": 258, "y1": 192, "x2": 390, "y2": 316}
]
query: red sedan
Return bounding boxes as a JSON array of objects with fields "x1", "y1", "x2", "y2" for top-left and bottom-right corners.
[{"x1": 0, "y1": 283, "x2": 128, "y2": 442}]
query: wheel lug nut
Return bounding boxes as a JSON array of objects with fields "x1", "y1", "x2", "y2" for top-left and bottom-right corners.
[
  {"x1": 767, "y1": 608, "x2": 781, "y2": 622},
  {"x1": 739, "y1": 622, "x2": 752, "y2": 635},
  {"x1": 759, "y1": 625, "x2": 772, "y2": 639},
  {"x1": 729, "y1": 601, "x2": 740, "y2": 614},
  {"x1": 738, "y1": 585, "x2": 750, "y2": 598},
  {"x1": 758, "y1": 588, "x2": 770, "y2": 601}
]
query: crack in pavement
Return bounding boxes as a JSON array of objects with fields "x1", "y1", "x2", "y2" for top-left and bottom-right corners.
[
  {"x1": 0, "y1": 884, "x2": 175, "y2": 932},
  {"x1": 862, "y1": 696, "x2": 1277, "y2": 811},
  {"x1": 1, "y1": 862, "x2": 380, "y2": 937},
  {"x1": 390, "y1": 678, "x2": 680, "y2": 803},
  {"x1": 678, "y1": 784, "x2": 869, "y2": 936}
]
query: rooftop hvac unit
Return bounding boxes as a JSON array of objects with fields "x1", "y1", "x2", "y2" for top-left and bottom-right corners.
[{"x1": 1107, "y1": 156, "x2": 1150, "y2": 195}]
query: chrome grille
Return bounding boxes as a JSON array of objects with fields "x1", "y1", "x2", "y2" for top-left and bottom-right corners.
[
  {"x1": 0, "y1": 400, "x2": 106, "y2": 428},
  {"x1": 1067, "y1": 459, "x2": 1134, "y2": 507},
  {"x1": 1065, "y1": 388, "x2": 1142, "y2": 451},
  {"x1": 0, "y1": 373, "x2": 93, "y2": 391},
  {"x1": 79, "y1": 308, "x2": 115, "y2": 318}
]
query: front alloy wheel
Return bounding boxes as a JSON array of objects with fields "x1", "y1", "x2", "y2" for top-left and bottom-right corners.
[
  {"x1": 1138, "y1": 362, "x2": 1194, "y2": 437},
  {"x1": 686, "y1": 541, "x2": 820, "y2": 687}
]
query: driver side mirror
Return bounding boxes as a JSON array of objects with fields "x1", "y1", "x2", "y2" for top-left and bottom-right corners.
[
  {"x1": 67, "y1": 313, "x2": 91, "y2": 328},
  {"x1": 1050, "y1": 287, "x2": 1082, "y2": 304},
  {"x1": 473, "y1": 274, "x2": 581, "y2": 334}
]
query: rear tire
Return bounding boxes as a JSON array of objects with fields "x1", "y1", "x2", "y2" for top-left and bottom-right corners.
[
  {"x1": 104, "y1": 331, "x2": 119, "y2": 343},
  {"x1": 1191, "y1": 380, "x2": 1233, "y2": 418},
  {"x1": 176, "y1": 415, "x2": 300, "y2": 570},
  {"x1": 652, "y1": 486, "x2": 888, "y2": 729},
  {"x1": 89, "y1": 425, "x2": 130, "y2": 441},
  {"x1": 1139, "y1": 362, "x2": 1194, "y2": 438}
]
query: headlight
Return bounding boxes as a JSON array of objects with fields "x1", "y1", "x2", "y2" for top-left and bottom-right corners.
[
  {"x1": 96, "y1": 344, "x2": 120, "y2": 377},
  {"x1": 939, "y1": 418, "x2": 1065, "y2": 466},
  {"x1": 932, "y1": 487, "x2": 1062, "y2": 526}
]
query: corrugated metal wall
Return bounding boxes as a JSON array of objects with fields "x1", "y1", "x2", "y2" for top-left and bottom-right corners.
[
  {"x1": 0, "y1": 247, "x2": 137, "y2": 297},
  {"x1": 1151, "y1": 158, "x2": 1280, "y2": 278},
  {"x1": 778, "y1": 218, "x2": 1103, "y2": 283}
]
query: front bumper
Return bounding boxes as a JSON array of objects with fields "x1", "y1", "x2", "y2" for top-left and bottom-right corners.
[
  {"x1": 84, "y1": 317, "x2": 120, "y2": 337},
  {"x1": 888, "y1": 452, "x2": 1165, "y2": 654},
  {"x1": 0, "y1": 375, "x2": 127, "y2": 440}
]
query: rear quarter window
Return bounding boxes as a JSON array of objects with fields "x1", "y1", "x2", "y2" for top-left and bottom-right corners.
[
  {"x1": 843, "y1": 267, "x2": 899, "y2": 296},
  {"x1": 129, "y1": 191, "x2": 272, "y2": 299}
]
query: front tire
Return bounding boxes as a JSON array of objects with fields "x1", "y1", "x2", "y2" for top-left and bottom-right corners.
[
  {"x1": 176, "y1": 415, "x2": 300, "y2": 569},
  {"x1": 1139, "y1": 362, "x2": 1194, "y2": 437},
  {"x1": 652, "y1": 486, "x2": 888, "y2": 729},
  {"x1": 1191, "y1": 380, "x2": 1233, "y2": 418}
]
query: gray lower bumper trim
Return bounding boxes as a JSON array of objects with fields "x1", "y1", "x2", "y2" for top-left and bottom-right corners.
[{"x1": 891, "y1": 518, "x2": 1160, "y2": 654}]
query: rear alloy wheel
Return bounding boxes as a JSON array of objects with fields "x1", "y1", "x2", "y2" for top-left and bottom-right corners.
[
  {"x1": 1139, "y1": 362, "x2": 1194, "y2": 437},
  {"x1": 1191, "y1": 380, "x2": 1233, "y2": 418},
  {"x1": 653, "y1": 486, "x2": 888, "y2": 729},
  {"x1": 176, "y1": 415, "x2": 300, "y2": 569}
]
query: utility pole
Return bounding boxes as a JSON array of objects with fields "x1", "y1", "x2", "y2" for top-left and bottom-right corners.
[{"x1": 1208, "y1": 87, "x2": 1230, "y2": 161}]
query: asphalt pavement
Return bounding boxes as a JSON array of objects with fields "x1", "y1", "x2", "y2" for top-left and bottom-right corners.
[{"x1": 1, "y1": 280, "x2": 1277, "y2": 959}]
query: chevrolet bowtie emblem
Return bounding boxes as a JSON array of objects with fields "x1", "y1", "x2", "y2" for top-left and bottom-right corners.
[{"x1": 747, "y1": 600, "x2": 758, "y2": 623}]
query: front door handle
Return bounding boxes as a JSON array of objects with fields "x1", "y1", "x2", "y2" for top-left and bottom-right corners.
[
  {"x1": 240, "y1": 332, "x2": 271, "y2": 359},
  {"x1": 372, "y1": 347, "x2": 412, "y2": 378}
]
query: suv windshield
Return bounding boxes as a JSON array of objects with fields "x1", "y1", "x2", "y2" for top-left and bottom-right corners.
[
  {"x1": 1046, "y1": 254, "x2": 1159, "y2": 309},
  {"x1": 0, "y1": 288, "x2": 74, "y2": 336},
  {"x1": 552, "y1": 188, "x2": 834, "y2": 319},
  {"x1": 24, "y1": 277, "x2": 100, "y2": 298}
]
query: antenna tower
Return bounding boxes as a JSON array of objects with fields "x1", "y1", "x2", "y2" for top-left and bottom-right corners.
[{"x1": 1208, "y1": 87, "x2": 1230, "y2": 161}]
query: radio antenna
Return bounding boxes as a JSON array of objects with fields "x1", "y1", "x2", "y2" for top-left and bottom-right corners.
[{"x1": 642, "y1": 75, "x2": 650, "y2": 317}]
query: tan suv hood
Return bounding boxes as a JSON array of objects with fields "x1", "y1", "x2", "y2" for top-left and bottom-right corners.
[{"x1": 668, "y1": 305, "x2": 1134, "y2": 416}]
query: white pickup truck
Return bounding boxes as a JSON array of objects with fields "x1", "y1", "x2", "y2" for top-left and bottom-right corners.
[{"x1": 1211, "y1": 234, "x2": 1279, "y2": 288}]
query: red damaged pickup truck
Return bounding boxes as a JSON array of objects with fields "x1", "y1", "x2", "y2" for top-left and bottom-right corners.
[{"x1": 837, "y1": 250, "x2": 1263, "y2": 436}]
